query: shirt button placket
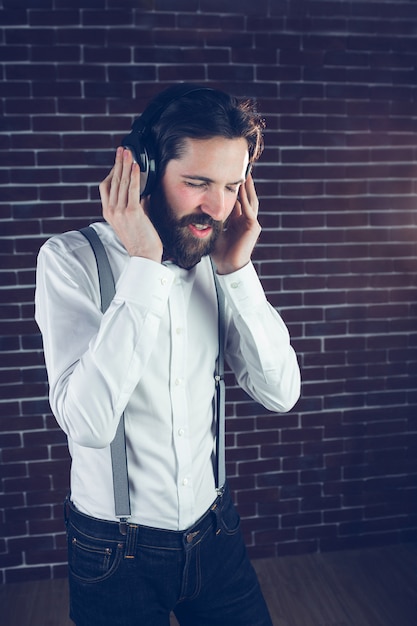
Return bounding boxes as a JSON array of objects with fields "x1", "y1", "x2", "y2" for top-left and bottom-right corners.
[{"x1": 169, "y1": 273, "x2": 193, "y2": 526}]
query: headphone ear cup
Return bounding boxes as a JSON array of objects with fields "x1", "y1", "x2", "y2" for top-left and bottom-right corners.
[
  {"x1": 140, "y1": 139, "x2": 156, "y2": 197},
  {"x1": 121, "y1": 132, "x2": 156, "y2": 197}
]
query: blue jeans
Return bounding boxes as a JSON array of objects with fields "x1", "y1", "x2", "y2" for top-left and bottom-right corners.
[{"x1": 64, "y1": 485, "x2": 273, "y2": 626}]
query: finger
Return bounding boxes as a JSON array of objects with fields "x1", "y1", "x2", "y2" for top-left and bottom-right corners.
[
  {"x1": 127, "y1": 161, "x2": 141, "y2": 208},
  {"x1": 106, "y1": 147, "x2": 125, "y2": 210},
  {"x1": 240, "y1": 175, "x2": 259, "y2": 217},
  {"x1": 245, "y1": 173, "x2": 258, "y2": 206},
  {"x1": 112, "y1": 146, "x2": 124, "y2": 181},
  {"x1": 99, "y1": 148, "x2": 122, "y2": 210},
  {"x1": 245, "y1": 172, "x2": 256, "y2": 193},
  {"x1": 238, "y1": 180, "x2": 250, "y2": 212},
  {"x1": 116, "y1": 148, "x2": 134, "y2": 208}
]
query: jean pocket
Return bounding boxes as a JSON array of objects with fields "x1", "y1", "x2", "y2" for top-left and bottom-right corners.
[
  {"x1": 67, "y1": 525, "x2": 124, "y2": 583},
  {"x1": 219, "y1": 498, "x2": 241, "y2": 535}
]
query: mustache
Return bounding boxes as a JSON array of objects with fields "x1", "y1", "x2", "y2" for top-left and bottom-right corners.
[{"x1": 176, "y1": 214, "x2": 221, "y2": 229}]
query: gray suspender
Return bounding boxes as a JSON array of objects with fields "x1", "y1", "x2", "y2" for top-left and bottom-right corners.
[
  {"x1": 80, "y1": 227, "x2": 131, "y2": 519},
  {"x1": 210, "y1": 259, "x2": 226, "y2": 491},
  {"x1": 80, "y1": 226, "x2": 226, "y2": 520}
]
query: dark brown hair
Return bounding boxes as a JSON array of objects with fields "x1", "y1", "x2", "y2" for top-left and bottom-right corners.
[{"x1": 147, "y1": 85, "x2": 265, "y2": 182}]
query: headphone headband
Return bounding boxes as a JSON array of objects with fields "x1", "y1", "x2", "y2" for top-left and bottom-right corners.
[{"x1": 139, "y1": 84, "x2": 214, "y2": 133}]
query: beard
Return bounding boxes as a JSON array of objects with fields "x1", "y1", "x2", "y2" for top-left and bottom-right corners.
[{"x1": 149, "y1": 186, "x2": 224, "y2": 270}]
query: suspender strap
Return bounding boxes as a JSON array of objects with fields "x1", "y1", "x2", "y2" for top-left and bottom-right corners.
[
  {"x1": 79, "y1": 226, "x2": 227, "y2": 517},
  {"x1": 80, "y1": 227, "x2": 131, "y2": 520},
  {"x1": 210, "y1": 259, "x2": 226, "y2": 492},
  {"x1": 80, "y1": 226, "x2": 115, "y2": 311}
]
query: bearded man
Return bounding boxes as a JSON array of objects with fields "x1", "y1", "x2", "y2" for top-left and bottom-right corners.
[{"x1": 35, "y1": 83, "x2": 300, "y2": 626}]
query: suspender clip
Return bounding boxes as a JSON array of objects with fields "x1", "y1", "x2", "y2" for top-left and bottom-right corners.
[{"x1": 118, "y1": 517, "x2": 129, "y2": 535}]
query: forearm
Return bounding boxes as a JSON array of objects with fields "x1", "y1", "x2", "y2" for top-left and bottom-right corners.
[
  {"x1": 227, "y1": 303, "x2": 300, "y2": 412},
  {"x1": 217, "y1": 263, "x2": 301, "y2": 413}
]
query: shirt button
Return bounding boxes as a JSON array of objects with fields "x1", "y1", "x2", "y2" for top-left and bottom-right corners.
[
  {"x1": 176, "y1": 327, "x2": 182, "y2": 335},
  {"x1": 160, "y1": 277, "x2": 168, "y2": 286},
  {"x1": 175, "y1": 378, "x2": 183, "y2": 386},
  {"x1": 231, "y1": 281, "x2": 240, "y2": 289},
  {"x1": 178, "y1": 428, "x2": 185, "y2": 437},
  {"x1": 182, "y1": 478, "x2": 189, "y2": 486}
]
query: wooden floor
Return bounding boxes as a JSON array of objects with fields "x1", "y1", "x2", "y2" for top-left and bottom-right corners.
[{"x1": 1, "y1": 543, "x2": 416, "y2": 626}]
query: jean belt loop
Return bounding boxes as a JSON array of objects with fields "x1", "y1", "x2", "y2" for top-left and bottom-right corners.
[
  {"x1": 123, "y1": 522, "x2": 138, "y2": 559},
  {"x1": 64, "y1": 497, "x2": 71, "y2": 527},
  {"x1": 210, "y1": 495, "x2": 222, "y2": 536}
]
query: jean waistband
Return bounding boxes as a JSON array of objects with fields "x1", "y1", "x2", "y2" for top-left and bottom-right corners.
[{"x1": 65, "y1": 486, "x2": 228, "y2": 551}]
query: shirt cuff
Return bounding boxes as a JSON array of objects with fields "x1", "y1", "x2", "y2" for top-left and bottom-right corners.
[
  {"x1": 216, "y1": 262, "x2": 267, "y2": 314},
  {"x1": 115, "y1": 257, "x2": 174, "y2": 316}
]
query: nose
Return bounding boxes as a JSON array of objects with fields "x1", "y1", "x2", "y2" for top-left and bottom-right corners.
[{"x1": 200, "y1": 188, "x2": 227, "y2": 222}]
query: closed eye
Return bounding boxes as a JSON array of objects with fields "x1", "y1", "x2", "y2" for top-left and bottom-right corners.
[
  {"x1": 185, "y1": 181, "x2": 207, "y2": 189},
  {"x1": 182, "y1": 175, "x2": 244, "y2": 192}
]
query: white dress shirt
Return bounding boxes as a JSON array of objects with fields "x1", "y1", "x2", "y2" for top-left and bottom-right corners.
[{"x1": 35, "y1": 222, "x2": 300, "y2": 530}]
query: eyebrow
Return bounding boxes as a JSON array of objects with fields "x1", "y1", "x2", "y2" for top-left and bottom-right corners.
[{"x1": 181, "y1": 175, "x2": 244, "y2": 186}]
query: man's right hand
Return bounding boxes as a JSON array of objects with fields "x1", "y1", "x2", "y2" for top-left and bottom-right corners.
[{"x1": 99, "y1": 147, "x2": 163, "y2": 262}]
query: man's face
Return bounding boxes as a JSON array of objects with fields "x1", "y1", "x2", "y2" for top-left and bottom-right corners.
[{"x1": 149, "y1": 136, "x2": 249, "y2": 269}]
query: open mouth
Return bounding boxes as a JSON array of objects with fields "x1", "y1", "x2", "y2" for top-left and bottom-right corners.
[{"x1": 187, "y1": 223, "x2": 213, "y2": 239}]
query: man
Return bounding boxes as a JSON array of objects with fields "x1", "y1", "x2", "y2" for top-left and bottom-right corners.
[{"x1": 35, "y1": 84, "x2": 300, "y2": 626}]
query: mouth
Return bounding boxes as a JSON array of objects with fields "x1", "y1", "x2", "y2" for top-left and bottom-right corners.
[{"x1": 187, "y1": 223, "x2": 213, "y2": 239}]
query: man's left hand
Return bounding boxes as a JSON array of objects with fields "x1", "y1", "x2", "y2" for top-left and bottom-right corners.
[{"x1": 211, "y1": 174, "x2": 261, "y2": 275}]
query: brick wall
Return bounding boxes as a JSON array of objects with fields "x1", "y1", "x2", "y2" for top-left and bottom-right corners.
[{"x1": 1, "y1": 0, "x2": 417, "y2": 583}]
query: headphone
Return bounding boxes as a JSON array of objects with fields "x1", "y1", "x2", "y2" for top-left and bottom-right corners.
[{"x1": 121, "y1": 84, "x2": 214, "y2": 197}]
